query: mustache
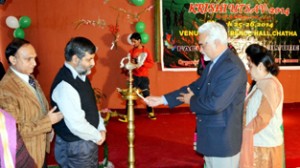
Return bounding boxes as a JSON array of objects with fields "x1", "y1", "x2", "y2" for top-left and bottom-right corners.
[{"x1": 76, "y1": 65, "x2": 93, "y2": 75}]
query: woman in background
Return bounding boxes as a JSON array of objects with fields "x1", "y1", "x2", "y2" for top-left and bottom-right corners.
[{"x1": 240, "y1": 44, "x2": 284, "y2": 168}]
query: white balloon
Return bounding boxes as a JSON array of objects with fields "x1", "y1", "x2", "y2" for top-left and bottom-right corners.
[
  {"x1": 6, "y1": 16, "x2": 20, "y2": 29},
  {"x1": 127, "y1": 34, "x2": 133, "y2": 45}
]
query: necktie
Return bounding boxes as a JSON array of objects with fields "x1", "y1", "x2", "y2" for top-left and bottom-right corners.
[
  {"x1": 208, "y1": 62, "x2": 214, "y2": 75},
  {"x1": 29, "y1": 76, "x2": 36, "y2": 89}
]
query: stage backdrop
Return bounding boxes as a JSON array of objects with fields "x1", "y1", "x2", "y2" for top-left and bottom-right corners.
[{"x1": 156, "y1": 0, "x2": 300, "y2": 71}]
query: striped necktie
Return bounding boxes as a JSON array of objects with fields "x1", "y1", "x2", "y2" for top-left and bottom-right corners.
[{"x1": 28, "y1": 76, "x2": 36, "y2": 89}]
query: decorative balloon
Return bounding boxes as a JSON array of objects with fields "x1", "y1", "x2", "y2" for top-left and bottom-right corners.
[
  {"x1": 6, "y1": 15, "x2": 31, "y2": 39},
  {"x1": 13, "y1": 28, "x2": 25, "y2": 39},
  {"x1": 127, "y1": 34, "x2": 133, "y2": 45},
  {"x1": 135, "y1": 21, "x2": 145, "y2": 33},
  {"x1": 140, "y1": 33, "x2": 149, "y2": 44},
  {"x1": 131, "y1": 0, "x2": 145, "y2": 6},
  {"x1": 6, "y1": 16, "x2": 19, "y2": 29},
  {"x1": 19, "y1": 16, "x2": 31, "y2": 29}
]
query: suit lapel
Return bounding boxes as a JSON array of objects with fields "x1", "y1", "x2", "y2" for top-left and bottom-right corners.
[
  {"x1": 198, "y1": 49, "x2": 231, "y2": 92},
  {"x1": 197, "y1": 61, "x2": 213, "y2": 91},
  {"x1": 6, "y1": 69, "x2": 42, "y2": 109}
]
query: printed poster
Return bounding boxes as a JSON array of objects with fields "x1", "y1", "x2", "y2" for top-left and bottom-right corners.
[{"x1": 159, "y1": 0, "x2": 300, "y2": 71}]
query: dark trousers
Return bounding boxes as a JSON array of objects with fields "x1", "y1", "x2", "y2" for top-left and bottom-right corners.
[
  {"x1": 125, "y1": 76, "x2": 153, "y2": 113},
  {"x1": 55, "y1": 135, "x2": 99, "y2": 168}
]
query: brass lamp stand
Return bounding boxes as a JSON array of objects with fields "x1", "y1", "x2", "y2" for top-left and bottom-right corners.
[{"x1": 117, "y1": 54, "x2": 141, "y2": 168}]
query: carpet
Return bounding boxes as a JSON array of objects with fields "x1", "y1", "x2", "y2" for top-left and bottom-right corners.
[{"x1": 46, "y1": 105, "x2": 300, "y2": 168}]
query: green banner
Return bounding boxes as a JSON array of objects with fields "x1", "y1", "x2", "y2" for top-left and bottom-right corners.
[{"x1": 158, "y1": 0, "x2": 300, "y2": 71}]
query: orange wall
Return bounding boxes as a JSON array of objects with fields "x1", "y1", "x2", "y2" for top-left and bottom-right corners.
[{"x1": 1, "y1": 0, "x2": 300, "y2": 109}]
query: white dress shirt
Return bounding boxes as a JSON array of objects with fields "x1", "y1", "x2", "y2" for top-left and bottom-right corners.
[{"x1": 10, "y1": 66, "x2": 30, "y2": 85}]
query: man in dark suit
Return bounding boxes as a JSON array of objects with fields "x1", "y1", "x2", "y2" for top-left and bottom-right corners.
[{"x1": 145, "y1": 22, "x2": 247, "y2": 168}]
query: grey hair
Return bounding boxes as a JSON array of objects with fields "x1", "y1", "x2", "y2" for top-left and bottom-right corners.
[{"x1": 198, "y1": 22, "x2": 228, "y2": 44}]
